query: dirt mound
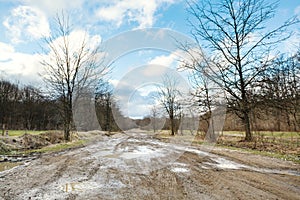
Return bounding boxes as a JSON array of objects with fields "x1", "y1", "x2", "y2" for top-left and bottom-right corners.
[
  {"x1": 0, "y1": 140, "x2": 12, "y2": 153},
  {"x1": 0, "y1": 132, "x2": 65, "y2": 152},
  {"x1": 19, "y1": 132, "x2": 64, "y2": 149}
]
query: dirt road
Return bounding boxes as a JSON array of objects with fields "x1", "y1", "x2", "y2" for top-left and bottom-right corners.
[{"x1": 0, "y1": 130, "x2": 299, "y2": 200}]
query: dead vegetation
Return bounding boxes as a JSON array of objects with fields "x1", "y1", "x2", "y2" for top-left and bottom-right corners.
[{"x1": 0, "y1": 131, "x2": 65, "y2": 153}]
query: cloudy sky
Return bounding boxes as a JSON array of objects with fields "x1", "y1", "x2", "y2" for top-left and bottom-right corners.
[{"x1": 0, "y1": 0, "x2": 299, "y2": 118}]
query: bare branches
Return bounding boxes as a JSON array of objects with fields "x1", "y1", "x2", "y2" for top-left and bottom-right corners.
[
  {"x1": 185, "y1": 0, "x2": 299, "y2": 141},
  {"x1": 40, "y1": 12, "x2": 109, "y2": 141},
  {"x1": 157, "y1": 75, "x2": 183, "y2": 135}
]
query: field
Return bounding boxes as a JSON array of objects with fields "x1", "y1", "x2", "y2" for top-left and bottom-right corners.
[
  {"x1": 155, "y1": 130, "x2": 300, "y2": 163},
  {"x1": 3, "y1": 130, "x2": 46, "y2": 137}
]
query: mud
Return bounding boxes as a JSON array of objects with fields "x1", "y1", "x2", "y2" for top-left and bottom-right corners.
[{"x1": 0, "y1": 130, "x2": 299, "y2": 200}]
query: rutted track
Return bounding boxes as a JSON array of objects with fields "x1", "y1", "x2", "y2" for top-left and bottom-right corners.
[{"x1": 0, "y1": 131, "x2": 299, "y2": 200}]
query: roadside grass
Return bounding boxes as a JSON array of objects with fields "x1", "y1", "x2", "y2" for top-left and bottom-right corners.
[
  {"x1": 21, "y1": 139, "x2": 87, "y2": 154},
  {"x1": 4, "y1": 130, "x2": 46, "y2": 137},
  {"x1": 215, "y1": 144, "x2": 300, "y2": 164},
  {"x1": 154, "y1": 129, "x2": 300, "y2": 163},
  {"x1": 16, "y1": 140, "x2": 87, "y2": 155},
  {"x1": 222, "y1": 131, "x2": 300, "y2": 138}
]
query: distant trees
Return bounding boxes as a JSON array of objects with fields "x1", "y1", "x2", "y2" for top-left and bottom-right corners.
[
  {"x1": 0, "y1": 79, "x2": 125, "y2": 133},
  {"x1": 41, "y1": 13, "x2": 109, "y2": 141},
  {"x1": 157, "y1": 75, "x2": 182, "y2": 135},
  {"x1": 259, "y1": 51, "x2": 300, "y2": 131},
  {"x1": 185, "y1": 0, "x2": 299, "y2": 141},
  {"x1": 0, "y1": 80, "x2": 60, "y2": 133},
  {"x1": 0, "y1": 80, "x2": 19, "y2": 135}
]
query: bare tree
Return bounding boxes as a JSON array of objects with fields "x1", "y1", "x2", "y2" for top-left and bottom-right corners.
[
  {"x1": 185, "y1": 0, "x2": 299, "y2": 141},
  {"x1": 95, "y1": 80, "x2": 114, "y2": 132},
  {"x1": 260, "y1": 52, "x2": 300, "y2": 131},
  {"x1": 150, "y1": 105, "x2": 159, "y2": 133},
  {"x1": 0, "y1": 80, "x2": 19, "y2": 135},
  {"x1": 41, "y1": 13, "x2": 108, "y2": 141},
  {"x1": 157, "y1": 75, "x2": 182, "y2": 135},
  {"x1": 190, "y1": 69, "x2": 218, "y2": 140}
]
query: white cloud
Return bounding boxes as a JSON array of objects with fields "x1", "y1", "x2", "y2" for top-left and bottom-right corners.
[
  {"x1": 0, "y1": 30, "x2": 102, "y2": 85},
  {"x1": 21, "y1": 0, "x2": 85, "y2": 15},
  {"x1": 47, "y1": 29, "x2": 101, "y2": 55},
  {"x1": 40, "y1": 29, "x2": 103, "y2": 81},
  {"x1": 0, "y1": 42, "x2": 15, "y2": 62},
  {"x1": 145, "y1": 48, "x2": 198, "y2": 76},
  {"x1": 294, "y1": 5, "x2": 300, "y2": 16},
  {"x1": 144, "y1": 53, "x2": 177, "y2": 76},
  {"x1": 148, "y1": 53, "x2": 177, "y2": 66},
  {"x1": 108, "y1": 79, "x2": 119, "y2": 88},
  {"x1": 96, "y1": 0, "x2": 174, "y2": 28},
  {"x1": 3, "y1": 5, "x2": 50, "y2": 43},
  {"x1": 0, "y1": 42, "x2": 42, "y2": 84}
]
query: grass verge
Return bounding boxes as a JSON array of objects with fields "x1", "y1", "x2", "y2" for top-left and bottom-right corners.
[
  {"x1": 20, "y1": 139, "x2": 87, "y2": 154},
  {"x1": 3, "y1": 130, "x2": 47, "y2": 137},
  {"x1": 155, "y1": 131, "x2": 300, "y2": 164},
  {"x1": 215, "y1": 144, "x2": 300, "y2": 164}
]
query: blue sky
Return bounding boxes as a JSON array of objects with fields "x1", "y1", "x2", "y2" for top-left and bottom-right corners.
[{"x1": 0, "y1": 0, "x2": 299, "y2": 118}]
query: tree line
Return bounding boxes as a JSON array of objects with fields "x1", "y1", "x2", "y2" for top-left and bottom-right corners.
[{"x1": 0, "y1": 79, "x2": 121, "y2": 135}]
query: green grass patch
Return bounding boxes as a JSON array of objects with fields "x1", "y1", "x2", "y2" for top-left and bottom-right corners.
[
  {"x1": 4, "y1": 130, "x2": 46, "y2": 137},
  {"x1": 22, "y1": 139, "x2": 87, "y2": 154}
]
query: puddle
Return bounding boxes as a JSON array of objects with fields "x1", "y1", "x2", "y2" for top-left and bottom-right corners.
[
  {"x1": 104, "y1": 153, "x2": 122, "y2": 158},
  {"x1": 0, "y1": 162, "x2": 20, "y2": 172},
  {"x1": 207, "y1": 157, "x2": 246, "y2": 170},
  {"x1": 172, "y1": 146, "x2": 300, "y2": 176},
  {"x1": 119, "y1": 145, "x2": 163, "y2": 160},
  {"x1": 171, "y1": 167, "x2": 189, "y2": 173}
]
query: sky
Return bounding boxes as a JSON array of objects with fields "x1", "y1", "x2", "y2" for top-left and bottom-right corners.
[{"x1": 0, "y1": 0, "x2": 299, "y2": 118}]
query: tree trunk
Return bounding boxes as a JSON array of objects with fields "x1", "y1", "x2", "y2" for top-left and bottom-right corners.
[
  {"x1": 243, "y1": 111, "x2": 252, "y2": 141},
  {"x1": 2, "y1": 124, "x2": 5, "y2": 136},
  {"x1": 64, "y1": 97, "x2": 73, "y2": 141},
  {"x1": 105, "y1": 97, "x2": 110, "y2": 132},
  {"x1": 64, "y1": 126, "x2": 70, "y2": 141},
  {"x1": 153, "y1": 118, "x2": 156, "y2": 133},
  {"x1": 170, "y1": 117, "x2": 175, "y2": 136}
]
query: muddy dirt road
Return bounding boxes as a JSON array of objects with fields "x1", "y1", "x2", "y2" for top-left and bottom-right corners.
[{"x1": 0, "y1": 130, "x2": 299, "y2": 200}]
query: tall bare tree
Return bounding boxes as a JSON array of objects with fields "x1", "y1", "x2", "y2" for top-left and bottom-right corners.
[
  {"x1": 190, "y1": 69, "x2": 218, "y2": 140},
  {"x1": 185, "y1": 0, "x2": 299, "y2": 141},
  {"x1": 150, "y1": 105, "x2": 159, "y2": 133},
  {"x1": 41, "y1": 13, "x2": 108, "y2": 141},
  {"x1": 158, "y1": 75, "x2": 182, "y2": 135}
]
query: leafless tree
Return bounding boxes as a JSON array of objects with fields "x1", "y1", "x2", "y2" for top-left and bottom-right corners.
[
  {"x1": 190, "y1": 69, "x2": 218, "y2": 140},
  {"x1": 150, "y1": 105, "x2": 159, "y2": 133},
  {"x1": 260, "y1": 52, "x2": 300, "y2": 131},
  {"x1": 41, "y1": 12, "x2": 109, "y2": 141},
  {"x1": 95, "y1": 80, "x2": 114, "y2": 132},
  {"x1": 185, "y1": 0, "x2": 299, "y2": 141},
  {"x1": 157, "y1": 75, "x2": 182, "y2": 135},
  {"x1": 0, "y1": 80, "x2": 19, "y2": 135}
]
